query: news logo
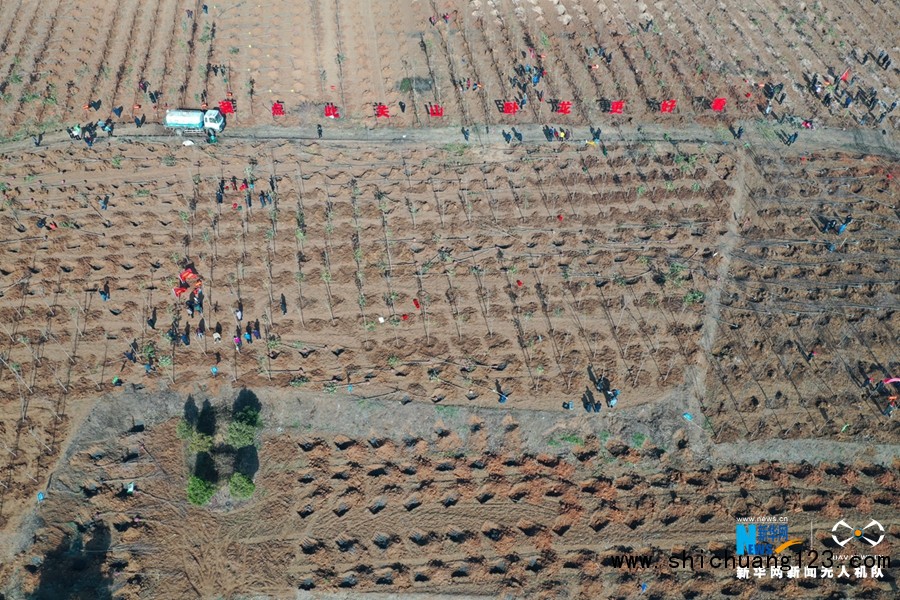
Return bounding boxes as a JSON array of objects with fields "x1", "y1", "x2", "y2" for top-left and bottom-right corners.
[
  {"x1": 831, "y1": 520, "x2": 885, "y2": 547},
  {"x1": 735, "y1": 520, "x2": 791, "y2": 556}
]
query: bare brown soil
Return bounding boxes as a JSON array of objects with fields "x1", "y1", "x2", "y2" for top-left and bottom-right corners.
[
  {"x1": 8, "y1": 387, "x2": 900, "y2": 599},
  {"x1": 0, "y1": 0, "x2": 898, "y2": 598},
  {"x1": 0, "y1": 0, "x2": 897, "y2": 141}
]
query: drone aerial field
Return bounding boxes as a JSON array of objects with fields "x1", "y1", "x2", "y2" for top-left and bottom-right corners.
[{"x1": 0, "y1": 1, "x2": 897, "y2": 599}]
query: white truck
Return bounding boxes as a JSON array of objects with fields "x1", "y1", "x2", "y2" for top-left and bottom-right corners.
[{"x1": 163, "y1": 108, "x2": 225, "y2": 135}]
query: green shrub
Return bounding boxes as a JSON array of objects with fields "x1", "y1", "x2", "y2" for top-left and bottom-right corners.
[
  {"x1": 176, "y1": 419, "x2": 193, "y2": 440},
  {"x1": 229, "y1": 473, "x2": 256, "y2": 499},
  {"x1": 187, "y1": 476, "x2": 217, "y2": 505},
  {"x1": 234, "y1": 407, "x2": 260, "y2": 427},
  {"x1": 226, "y1": 420, "x2": 257, "y2": 448},
  {"x1": 683, "y1": 290, "x2": 706, "y2": 305},
  {"x1": 188, "y1": 432, "x2": 214, "y2": 453}
]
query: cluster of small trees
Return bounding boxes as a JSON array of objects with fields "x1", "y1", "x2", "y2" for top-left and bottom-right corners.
[{"x1": 177, "y1": 391, "x2": 263, "y2": 506}]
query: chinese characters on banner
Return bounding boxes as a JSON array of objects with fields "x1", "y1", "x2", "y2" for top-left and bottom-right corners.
[
  {"x1": 549, "y1": 99, "x2": 572, "y2": 114},
  {"x1": 660, "y1": 99, "x2": 677, "y2": 113}
]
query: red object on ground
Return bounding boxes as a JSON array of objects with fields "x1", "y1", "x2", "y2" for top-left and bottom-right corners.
[
  {"x1": 711, "y1": 97, "x2": 727, "y2": 111},
  {"x1": 556, "y1": 100, "x2": 572, "y2": 114},
  {"x1": 557, "y1": 214, "x2": 564, "y2": 222},
  {"x1": 219, "y1": 100, "x2": 235, "y2": 114},
  {"x1": 413, "y1": 298, "x2": 421, "y2": 309},
  {"x1": 745, "y1": 92, "x2": 752, "y2": 98},
  {"x1": 401, "y1": 314, "x2": 409, "y2": 321},
  {"x1": 840, "y1": 68, "x2": 851, "y2": 82},
  {"x1": 173, "y1": 287, "x2": 188, "y2": 297},
  {"x1": 503, "y1": 101, "x2": 519, "y2": 115},
  {"x1": 325, "y1": 103, "x2": 340, "y2": 118},
  {"x1": 516, "y1": 280, "x2": 523, "y2": 287},
  {"x1": 272, "y1": 102, "x2": 285, "y2": 116},
  {"x1": 232, "y1": 203, "x2": 238, "y2": 209},
  {"x1": 239, "y1": 183, "x2": 248, "y2": 190},
  {"x1": 660, "y1": 99, "x2": 677, "y2": 113},
  {"x1": 375, "y1": 103, "x2": 390, "y2": 118},
  {"x1": 428, "y1": 104, "x2": 444, "y2": 117},
  {"x1": 180, "y1": 268, "x2": 199, "y2": 285},
  {"x1": 609, "y1": 100, "x2": 624, "y2": 114}
]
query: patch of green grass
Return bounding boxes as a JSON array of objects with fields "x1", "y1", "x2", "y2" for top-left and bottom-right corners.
[
  {"x1": 668, "y1": 263, "x2": 686, "y2": 286},
  {"x1": 559, "y1": 434, "x2": 584, "y2": 446},
  {"x1": 435, "y1": 405, "x2": 459, "y2": 418},
  {"x1": 199, "y1": 24, "x2": 212, "y2": 43},
  {"x1": 442, "y1": 143, "x2": 469, "y2": 156},
  {"x1": 136, "y1": 189, "x2": 150, "y2": 197},
  {"x1": 683, "y1": 289, "x2": 706, "y2": 305},
  {"x1": 631, "y1": 432, "x2": 647, "y2": 447}
]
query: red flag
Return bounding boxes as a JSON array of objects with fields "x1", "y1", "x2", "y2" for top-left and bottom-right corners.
[{"x1": 840, "y1": 68, "x2": 850, "y2": 82}]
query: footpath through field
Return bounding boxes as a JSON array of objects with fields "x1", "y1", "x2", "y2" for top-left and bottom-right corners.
[{"x1": 1, "y1": 120, "x2": 897, "y2": 159}]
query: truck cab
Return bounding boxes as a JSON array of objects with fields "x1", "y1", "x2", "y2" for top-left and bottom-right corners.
[{"x1": 203, "y1": 109, "x2": 225, "y2": 132}]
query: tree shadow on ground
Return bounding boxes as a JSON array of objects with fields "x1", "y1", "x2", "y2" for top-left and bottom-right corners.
[
  {"x1": 232, "y1": 388, "x2": 261, "y2": 417},
  {"x1": 196, "y1": 399, "x2": 216, "y2": 436},
  {"x1": 235, "y1": 445, "x2": 259, "y2": 480},
  {"x1": 183, "y1": 395, "x2": 199, "y2": 428},
  {"x1": 194, "y1": 451, "x2": 218, "y2": 483},
  {"x1": 27, "y1": 522, "x2": 112, "y2": 600}
]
